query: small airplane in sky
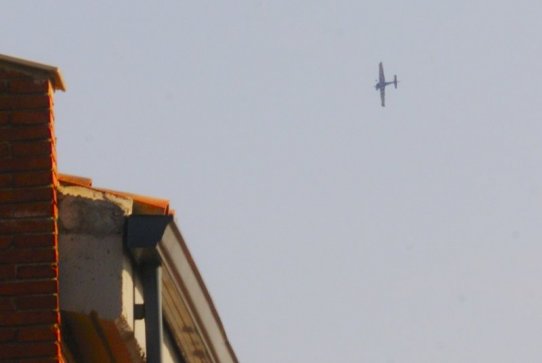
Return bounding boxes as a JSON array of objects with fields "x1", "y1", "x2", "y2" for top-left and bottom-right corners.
[{"x1": 375, "y1": 62, "x2": 398, "y2": 107}]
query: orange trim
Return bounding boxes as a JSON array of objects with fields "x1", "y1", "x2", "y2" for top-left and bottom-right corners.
[
  {"x1": 57, "y1": 174, "x2": 171, "y2": 215},
  {"x1": 96, "y1": 188, "x2": 170, "y2": 215},
  {"x1": 58, "y1": 174, "x2": 93, "y2": 187}
]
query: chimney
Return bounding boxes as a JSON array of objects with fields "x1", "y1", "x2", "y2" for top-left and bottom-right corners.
[{"x1": 0, "y1": 55, "x2": 65, "y2": 362}]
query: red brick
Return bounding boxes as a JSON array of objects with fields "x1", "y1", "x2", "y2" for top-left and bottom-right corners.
[
  {"x1": 0, "y1": 328, "x2": 16, "y2": 342},
  {"x1": 13, "y1": 235, "x2": 55, "y2": 249},
  {"x1": 0, "y1": 311, "x2": 57, "y2": 327},
  {"x1": 12, "y1": 171, "x2": 54, "y2": 187},
  {"x1": 0, "y1": 297, "x2": 14, "y2": 311},
  {"x1": 0, "y1": 69, "x2": 32, "y2": 79},
  {"x1": 11, "y1": 110, "x2": 51, "y2": 125},
  {"x1": 8, "y1": 79, "x2": 50, "y2": 94},
  {"x1": 0, "y1": 264, "x2": 15, "y2": 281},
  {"x1": 0, "y1": 280, "x2": 57, "y2": 297},
  {"x1": 0, "y1": 173, "x2": 12, "y2": 187},
  {"x1": 0, "y1": 202, "x2": 53, "y2": 219},
  {"x1": 0, "y1": 141, "x2": 10, "y2": 158},
  {"x1": 15, "y1": 295, "x2": 58, "y2": 310},
  {"x1": 0, "y1": 236, "x2": 12, "y2": 249},
  {"x1": 0, "y1": 248, "x2": 55, "y2": 264},
  {"x1": 18, "y1": 326, "x2": 58, "y2": 342},
  {"x1": 0, "y1": 202, "x2": 54, "y2": 218},
  {"x1": 0, "y1": 80, "x2": 7, "y2": 93},
  {"x1": 0, "y1": 95, "x2": 51, "y2": 111},
  {"x1": 0, "y1": 124, "x2": 52, "y2": 142},
  {"x1": 11, "y1": 141, "x2": 52, "y2": 157},
  {"x1": 0, "y1": 187, "x2": 54, "y2": 203},
  {"x1": 17, "y1": 264, "x2": 56, "y2": 280},
  {"x1": 0, "y1": 111, "x2": 8, "y2": 125},
  {"x1": 0, "y1": 219, "x2": 54, "y2": 235},
  {"x1": 0, "y1": 156, "x2": 53, "y2": 172},
  {"x1": 0, "y1": 341, "x2": 57, "y2": 359}
]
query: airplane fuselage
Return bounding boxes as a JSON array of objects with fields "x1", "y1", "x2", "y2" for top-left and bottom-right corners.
[{"x1": 375, "y1": 62, "x2": 398, "y2": 107}]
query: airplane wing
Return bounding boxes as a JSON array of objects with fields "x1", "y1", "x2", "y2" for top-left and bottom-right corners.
[
  {"x1": 380, "y1": 87, "x2": 385, "y2": 107},
  {"x1": 379, "y1": 62, "x2": 385, "y2": 83}
]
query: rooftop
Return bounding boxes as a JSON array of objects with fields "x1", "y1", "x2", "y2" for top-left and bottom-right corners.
[{"x1": 0, "y1": 53, "x2": 66, "y2": 91}]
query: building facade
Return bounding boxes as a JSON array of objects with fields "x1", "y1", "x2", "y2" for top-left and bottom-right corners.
[{"x1": 0, "y1": 54, "x2": 237, "y2": 363}]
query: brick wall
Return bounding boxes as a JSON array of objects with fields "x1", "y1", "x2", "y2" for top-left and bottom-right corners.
[{"x1": 0, "y1": 68, "x2": 61, "y2": 362}]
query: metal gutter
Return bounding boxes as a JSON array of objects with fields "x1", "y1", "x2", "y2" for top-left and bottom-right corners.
[{"x1": 125, "y1": 215, "x2": 173, "y2": 363}]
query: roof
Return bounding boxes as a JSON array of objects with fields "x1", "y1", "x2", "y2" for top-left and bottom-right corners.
[
  {"x1": 57, "y1": 173, "x2": 238, "y2": 362},
  {"x1": 0, "y1": 53, "x2": 66, "y2": 91},
  {"x1": 58, "y1": 173, "x2": 172, "y2": 215}
]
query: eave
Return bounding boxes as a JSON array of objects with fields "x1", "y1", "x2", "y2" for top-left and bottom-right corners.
[
  {"x1": 0, "y1": 53, "x2": 66, "y2": 91},
  {"x1": 159, "y1": 223, "x2": 238, "y2": 363}
]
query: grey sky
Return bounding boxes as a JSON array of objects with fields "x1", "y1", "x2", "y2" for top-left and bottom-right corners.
[{"x1": 4, "y1": 1, "x2": 542, "y2": 361}]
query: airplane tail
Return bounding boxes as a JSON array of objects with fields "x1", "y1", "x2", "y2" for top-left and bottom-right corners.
[{"x1": 394, "y1": 75, "x2": 398, "y2": 88}]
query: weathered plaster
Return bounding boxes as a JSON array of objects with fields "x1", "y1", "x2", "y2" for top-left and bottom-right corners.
[{"x1": 58, "y1": 187, "x2": 134, "y2": 323}]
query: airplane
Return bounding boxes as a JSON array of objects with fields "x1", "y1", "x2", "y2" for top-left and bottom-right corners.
[{"x1": 375, "y1": 62, "x2": 398, "y2": 107}]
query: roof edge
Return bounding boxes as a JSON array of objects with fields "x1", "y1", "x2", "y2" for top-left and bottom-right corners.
[
  {"x1": 0, "y1": 53, "x2": 66, "y2": 91},
  {"x1": 58, "y1": 173, "x2": 93, "y2": 187},
  {"x1": 159, "y1": 222, "x2": 239, "y2": 363}
]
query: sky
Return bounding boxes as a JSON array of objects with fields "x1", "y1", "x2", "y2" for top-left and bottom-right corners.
[{"x1": 3, "y1": 1, "x2": 542, "y2": 361}]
